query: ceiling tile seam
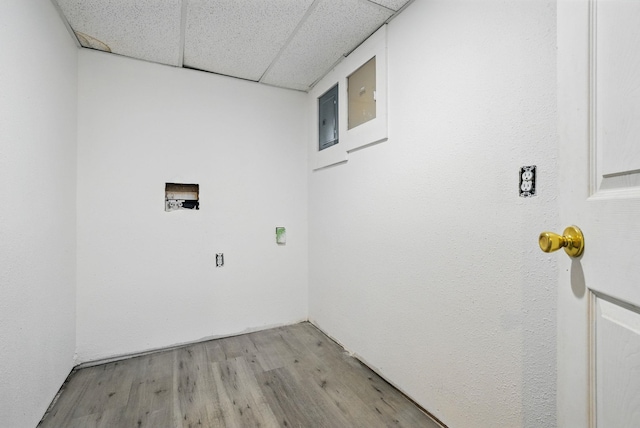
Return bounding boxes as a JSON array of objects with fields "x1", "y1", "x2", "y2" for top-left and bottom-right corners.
[
  {"x1": 308, "y1": 8, "x2": 396, "y2": 91},
  {"x1": 182, "y1": 64, "x2": 263, "y2": 84},
  {"x1": 259, "y1": 81, "x2": 308, "y2": 94},
  {"x1": 50, "y1": 0, "x2": 81, "y2": 48},
  {"x1": 307, "y1": 54, "x2": 347, "y2": 91},
  {"x1": 363, "y1": 0, "x2": 396, "y2": 12},
  {"x1": 180, "y1": 64, "x2": 305, "y2": 92},
  {"x1": 178, "y1": 0, "x2": 189, "y2": 67},
  {"x1": 385, "y1": 0, "x2": 415, "y2": 23},
  {"x1": 342, "y1": 22, "x2": 386, "y2": 58},
  {"x1": 257, "y1": 0, "x2": 322, "y2": 85},
  {"x1": 89, "y1": 48, "x2": 187, "y2": 72}
]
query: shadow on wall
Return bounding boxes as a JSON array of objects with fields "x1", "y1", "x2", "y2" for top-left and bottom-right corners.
[{"x1": 571, "y1": 260, "x2": 586, "y2": 298}]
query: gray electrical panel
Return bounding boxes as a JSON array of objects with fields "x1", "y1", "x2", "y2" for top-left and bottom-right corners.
[{"x1": 319, "y1": 84, "x2": 339, "y2": 151}]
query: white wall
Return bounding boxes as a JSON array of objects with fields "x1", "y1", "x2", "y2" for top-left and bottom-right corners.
[
  {"x1": 0, "y1": 1, "x2": 78, "y2": 427},
  {"x1": 76, "y1": 50, "x2": 308, "y2": 362},
  {"x1": 308, "y1": 1, "x2": 559, "y2": 427},
  {"x1": 0, "y1": 2, "x2": 559, "y2": 425}
]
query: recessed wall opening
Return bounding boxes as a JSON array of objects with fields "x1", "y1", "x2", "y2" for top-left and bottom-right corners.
[
  {"x1": 165, "y1": 183, "x2": 199, "y2": 211},
  {"x1": 348, "y1": 56, "x2": 376, "y2": 130},
  {"x1": 318, "y1": 84, "x2": 339, "y2": 151}
]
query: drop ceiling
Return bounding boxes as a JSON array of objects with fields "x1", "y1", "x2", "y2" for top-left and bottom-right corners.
[{"x1": 53, "y1": 0, "x2": 413, "y2": 92}]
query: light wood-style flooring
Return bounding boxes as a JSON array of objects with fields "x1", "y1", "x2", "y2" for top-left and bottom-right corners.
[{"x1": 39, "y1": 322, "x2": 442, "y2": 427}]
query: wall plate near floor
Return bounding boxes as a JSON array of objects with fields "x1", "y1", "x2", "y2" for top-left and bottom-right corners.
[{"x1": 215, "y1": 253, "x2": 224, "y2": 267}]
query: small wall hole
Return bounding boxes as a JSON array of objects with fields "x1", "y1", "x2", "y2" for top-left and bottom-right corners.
[{"x1": 165, "y1": 183, "x2": 199, "y2": 211}]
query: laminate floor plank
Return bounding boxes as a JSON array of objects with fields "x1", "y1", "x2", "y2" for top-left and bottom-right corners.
[
  {"x1": 106, "y1": 350, "x2": 176, "y2": 427},
  {"x1": 117, "y1": 373, "x2": 173, "y2": 427},
  {"x1": 92, "y1": 407, "x2": 126, "y2": 428},
  {"x1": 70, "y1": 358, "x2": 140, "y2": 419},
  {"x1": 173, "y1": 344, "x2": 218, "y2": 427},
  {"x1": 257, "y1": 366, "x2": 352, "y2": 428},
  {"x1": 39, "y1": 322, "x2": 442, "y2": 428},
  {"x1": 294, "y1": 336, "x2": 432, "y2": 427},
  {"x1": 248, "y1": 328, "x2": 299, "y2": 373},
  {"x1": 210, "y1": 356, "x2": 279, "y2": 427},
  {"x1": 65, "y1": 407, "x2": 119, "y2": 428},
  {"x1": 201, "y1": 340, "x2": 227, "y2": 364},
  {"x1": 219, "y1": 335, "x2": 259, "y2": 360},
  {"x1": 326, "y1": 355, "x2": 440, "y2": 427},
  {"x1": 145, "y1": 407, "x2": 174, "y2": 428},
  {"x1": 286, "y1": 351, "x2": 386, "y2": 427},
  {"x1": 38, "y1": 368, "x2": 97, "y2": 427}
]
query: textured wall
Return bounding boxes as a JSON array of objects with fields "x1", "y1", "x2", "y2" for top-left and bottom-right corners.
[
  {"x1": 308, "y1": 1, "x2": 559, "y2": 427},
  {"x1": 76, "y1": 50, "x2": 309, "y2": 362},
  {"x1": 0, "y1": 1, "x2": 78, "y2": 426}
]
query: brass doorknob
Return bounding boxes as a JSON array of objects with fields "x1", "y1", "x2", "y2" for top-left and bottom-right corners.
[{"x1": 539, "y1": 225, "x2": 584, "y2": 258}]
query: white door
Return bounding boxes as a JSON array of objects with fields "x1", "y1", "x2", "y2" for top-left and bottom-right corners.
[{"x1": 557, "y1": 0, "x2": 640, "y2": 426}]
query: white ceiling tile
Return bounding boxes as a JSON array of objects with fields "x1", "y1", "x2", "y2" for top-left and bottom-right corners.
[
  {"x1": 55, "y1": 0, "x2": 183, "y2": 66},
  {"x1": 184, "y1": 0, "x2": 315, "y2": 81},
  {"x1": 261, "y1": 0, "x2": 393, "y2": 91},
  {"x1": 368, "y1": 0, "x2": 413, "y2": 12}
]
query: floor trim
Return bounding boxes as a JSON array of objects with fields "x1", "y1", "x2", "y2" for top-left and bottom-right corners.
[{"x1": 74, "y1": 319, "x2": 307, "y2": 369}]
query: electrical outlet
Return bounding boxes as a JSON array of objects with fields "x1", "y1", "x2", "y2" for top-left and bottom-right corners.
[
  {"x1": 519, "y1": 165, "x2": 536, "y2": 197},
  {"x1": 216, "y1": 253, "x2": 224, "y2": 267}
]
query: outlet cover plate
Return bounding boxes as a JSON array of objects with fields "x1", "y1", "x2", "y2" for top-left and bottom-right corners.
[{"x1": 519, "y1": 165, "x2": 536, "y2": 197}]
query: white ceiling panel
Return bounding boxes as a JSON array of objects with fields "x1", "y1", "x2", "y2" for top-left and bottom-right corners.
[
  {"x1": 55, "y1": 0, "x2": 183, "y2": 66},
  {"x1": 369, "y1": 0, "x2": 412, "y2": 12},
  {"x1": 53, "y1": 0, "x2": 414, "y2": 91},
  {"x1": 184, "y1": 0, "x2": 315, "y2": 81},
  {"x1": 260, "y1": 0, "x2": 393, "y2": 91}
]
